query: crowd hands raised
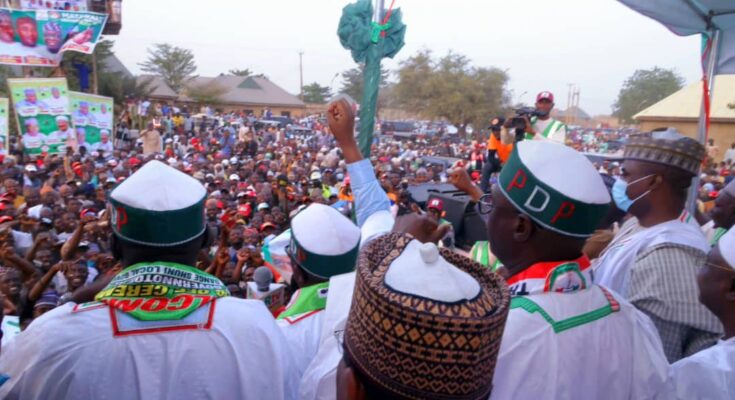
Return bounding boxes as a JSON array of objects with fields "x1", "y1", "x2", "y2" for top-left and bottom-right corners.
[{"x1": 0, "y1": 95, "x2": 731, "y2": 400}]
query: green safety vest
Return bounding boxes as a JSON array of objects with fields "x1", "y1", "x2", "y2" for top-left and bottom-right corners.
[
  {"x1": 525, "y1": 117, "x2": 565, "y2": 141},
  {"x1": 277, "y1": 281, "x2": 329, "y2": 320}
]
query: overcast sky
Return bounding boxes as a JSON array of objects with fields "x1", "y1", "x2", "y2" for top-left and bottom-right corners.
[{"x1": 109, "y1": 0, "x2": 701, "y2": 116}]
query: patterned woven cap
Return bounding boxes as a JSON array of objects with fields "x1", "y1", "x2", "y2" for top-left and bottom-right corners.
[
  {"x1": 623, "y1": 130, "x2": 705, "y2": 176},
  {"x1": 344, "y1": 233, "x2": 510, "y2": 400}
]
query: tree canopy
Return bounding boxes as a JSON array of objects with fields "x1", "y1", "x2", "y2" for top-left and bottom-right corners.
[
  {"x1": 302, "y1": 82, "x2": 332, "y2": 104},
  {"x1": 612, "y1": 67, "x2": 684, "y2": 124},
  {"x1": 139, "y1": 43, "x2": 197, "y2": 93},
  {"x1": 394, "y1": 49, "x2": 510, "y2": 134},
  {"x1": 339, "y1": 64, "x2": 390, "y2": 102}
]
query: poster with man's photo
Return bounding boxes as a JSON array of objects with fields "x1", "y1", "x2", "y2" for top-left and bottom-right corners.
[
  {"x1": 0, "y1": 8, "x2": 107, "y2": 66},
  {"x1": 69, "y1": 91, "x2": 114, "y2": 155},
  {"x1": 8, "y1": 77, "x2": 73, "y2": 155},
  {"x1": 20, "y1": 1, "x2": 88, "y2": 11}
]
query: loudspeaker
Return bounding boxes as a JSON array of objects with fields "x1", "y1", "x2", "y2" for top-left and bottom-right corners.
[
  {"x1": 407, "y1": 183, "x2": 459, "y2": 204},
  {"x1": 461, "y1": 211, "x2": 489, "y2": 247}
]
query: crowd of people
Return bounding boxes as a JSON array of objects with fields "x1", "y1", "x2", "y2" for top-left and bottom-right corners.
[{"x1": 0, "y1": 91, "x2": 732, "y2": 399}]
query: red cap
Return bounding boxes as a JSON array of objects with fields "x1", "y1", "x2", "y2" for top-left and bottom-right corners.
[
  {"x1": 0, "y1": 216, "x2": 13, "y2": 223},
  {"x1": 0, "y1": 193, "x2": 14, "y2": 203},
  {"x1": 128, "y1": 157, "x2": 141, "y2": 167},
  {"x1": 427, "y1": 198, "x2": 444, "y2": 211},
  {"x1": 536, "y1": 91, "x2": 554, "y2": 102},
  {"x1": 344, "y1": 176, "x2": 351, "y2": 186},
  {"x1": 260, "y1": 222, "x2": 276, "y2": 232},
  {"x1": 238, "y1": 203, "x2": 252, "y2": 217},
  {"x1": 79, "y1": 208, "x2": 96, "y2": 219}
]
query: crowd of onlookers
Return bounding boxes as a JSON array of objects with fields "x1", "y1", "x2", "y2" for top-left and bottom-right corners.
[{"x1": 0, "y1": 99, "x2": 730, "y2": 345}]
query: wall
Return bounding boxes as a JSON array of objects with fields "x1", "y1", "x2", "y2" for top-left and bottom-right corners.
[{"x1": 639, "y1": 118, "x2": 735, "y2": 162}]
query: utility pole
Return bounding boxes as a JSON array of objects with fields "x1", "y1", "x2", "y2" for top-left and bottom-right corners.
[{"x1": 299, "y1": 51, "x2": 304, "y2": 100}]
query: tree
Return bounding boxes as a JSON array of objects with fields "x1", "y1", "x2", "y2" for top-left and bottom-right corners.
[
  {"x1": 339, "y1": 64, "x2": 390, "y2": 102},
  {"x1": 612, "y1": 67, "x2": 684, "y2": 124},
  {"x1": 394, "y1": 49, "x2": 510, "y2": 136},
  {"x1": 139, "y1": 43, "x2": 197, "y2": 93},
  {"x1": 228, "y1": 68, "x2": 252, "y2": 77},
  {"x1": 302, "y1": 82, "x2": 332, "y2": 104},
  {"x1": 99, "y1": 75, "x2": 157, "y2": 105},
  {"x1": 184, "y1": 81, "x2": 228, "y2": 105}
]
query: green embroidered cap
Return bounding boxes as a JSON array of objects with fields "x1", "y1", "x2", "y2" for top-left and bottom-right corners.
[
  {"x1": 288, "y1": 203, "x2": 361, "y2": 279},
  {"x1": 109, "y1": 160, "x2": 207, "y2": 247},
  {"x1": 498, "y1": 141, "x2": 611, "y2": 238}
]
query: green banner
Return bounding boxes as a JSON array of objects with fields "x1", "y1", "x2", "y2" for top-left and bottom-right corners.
[
  {"x1": 95, "y1": 262, "x2": 230, "y2": 321},
  {"x1": 0, "y1": 98, "x2": 8, "y2": 156},
  {"x1": 70, "y1": 91, "x2": 113, "y2": 154},
  {"x1": 9, "y1": 77, "x2": 72, "y2": 155},
  {"x1": 0, "y1": 8, "x2": 107, "y2": 66}
]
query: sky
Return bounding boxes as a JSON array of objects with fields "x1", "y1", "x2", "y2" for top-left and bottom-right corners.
[{"x1": 109, "y1": 0, "x2": 702, "y2": 116}]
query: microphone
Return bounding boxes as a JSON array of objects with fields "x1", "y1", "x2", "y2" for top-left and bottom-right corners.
[
  {"x1": 247, "y1": 266, "x2": 286, "y2": 315},
  {"x1": 253, "y1": 266, "x2": 273, "y2": 291}
]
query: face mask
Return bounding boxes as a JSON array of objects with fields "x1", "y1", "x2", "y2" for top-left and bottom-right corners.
[{"x1": 612, "y1": 174, "x2": 654, "y2": 212}]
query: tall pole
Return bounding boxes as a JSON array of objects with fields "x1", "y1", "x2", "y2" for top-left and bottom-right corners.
[
  {"x1": 688, "y1": 29, "x2": 721, "y2": 212},
  {"x1": 373, "y1": 0, "x2": 384, "y2": 23},
  {"x1": 92, "y1": 52, "x2": 99, "y2": 94},
  {"x1": 299, "y1": 51, "x2": 304, "y2": 100}
]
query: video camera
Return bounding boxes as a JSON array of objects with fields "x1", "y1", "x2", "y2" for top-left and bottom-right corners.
[{"x1": 509, "y1": 107, "x2": 543, "y2": 142}]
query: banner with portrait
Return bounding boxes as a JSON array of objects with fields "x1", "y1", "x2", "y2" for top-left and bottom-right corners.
[
  {"x1": 69, "y1": 91, "x2": 113, "y2": 155},
  {"x1": 19, "y1": 1, "x2": 88, "y2": 11},
  {"x1": 8, "y1": 77, "x2": 73, "y2": 155},
  {"x1": 0, "y1": 8, "x2": 107, "y2": 66},
  {"x1": 0, "y1": 98, "x2": 8, "y2": 156}
]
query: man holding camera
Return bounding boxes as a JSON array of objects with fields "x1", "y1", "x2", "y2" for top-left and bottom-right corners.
[{"x1": 523, "y1": 91, "x2": 567, "y2": 144}]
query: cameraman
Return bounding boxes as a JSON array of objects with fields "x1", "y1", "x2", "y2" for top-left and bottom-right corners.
[
  {"x1": 523, "y1": 91, "x2": 567, "y2": 144},
  {"x1": 480, "y1": 117, "x2": 512, "y2": 192}
]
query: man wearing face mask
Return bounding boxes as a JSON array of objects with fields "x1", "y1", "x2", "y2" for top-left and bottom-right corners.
[
  {"x1": 524, "y1": 91, "x2": 567, "y2": 144},
  {"x1": 594, "y1": 129, "x2": 721, "y2": 362}
]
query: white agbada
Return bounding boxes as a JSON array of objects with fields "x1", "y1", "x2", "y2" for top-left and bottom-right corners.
[
  {"x1": 668, "y1": 337, "x2": 735, "y2": 399},
  {"x1": 593, "y1": 218, "x2": 708, "y2": 296},
  {"x1": 294, "y1": 158, "x2": 394, "y2": 400},
  {"x1": 490, "y1": 279, "x2": 670, "y2": 399},
  {"x1": 0, "y1": 297, "x2": 299, "y2": 400}
]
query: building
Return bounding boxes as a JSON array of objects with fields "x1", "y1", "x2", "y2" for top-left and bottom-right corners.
[
  {"x1": 634, "y1": 75, "x2": 735, "y2": 160},
  {"x1": 144, "y1": 74, "x2": 305, "y2": 118}
]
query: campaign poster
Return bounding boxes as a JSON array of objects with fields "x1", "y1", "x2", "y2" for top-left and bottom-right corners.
[
  {"x1": 8, "y1": 77, "x2": 73, "y2": 155},
  {"x1": 20, "y1": 0, "x2": 88, "y2": 11},
  {"x1": 0, "y1": 8, "x2": 107, "y2": 66},
  {"x1": 0, "y1": 98, "x2": 8, "y2": 155},
  {"x1": 69, "y1": 91, "x2": 113, "y2": 155}
]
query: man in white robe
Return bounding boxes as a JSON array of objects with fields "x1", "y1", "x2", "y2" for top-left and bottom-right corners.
[{"x1": 668, "y1": 227, "x2": 735, "y2": 399}]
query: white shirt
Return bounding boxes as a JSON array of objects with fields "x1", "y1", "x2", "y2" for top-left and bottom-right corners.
[
  {"x1": 45, "y1": 96, "x2": 69, "y2": 115},
  {"x1": 93, "y1": 140, "x2": 114, "y2": 155},
  {"x1": 0, "y1": 297, "x2": 299, "y2": 400},
  {"x1": 490, "y1": 286, "x2": 670, "y2": 399},
  {"x1": 724, "y1": 148, "x2": 735, "y2": 164},
  {"x1": 668, "y1": 336, "x2": 735, "y2": 399},
  {"x1": 532, "y1": 117, "x2": 566, "y2": 144}
]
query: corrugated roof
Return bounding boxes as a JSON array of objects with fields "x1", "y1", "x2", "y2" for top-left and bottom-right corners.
[
  {"x1": 101, "y1": 54, "x2": 133, "y2": 79},
  {"x1": 138, "y1": 75, "x2": 179, "y2": 99},
  {"x1": 145, "y1": 75, "x2": 304, "y2": 107},
  {"x1": 634, "y1": 75, "x2": 735, "y2": 121}
]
